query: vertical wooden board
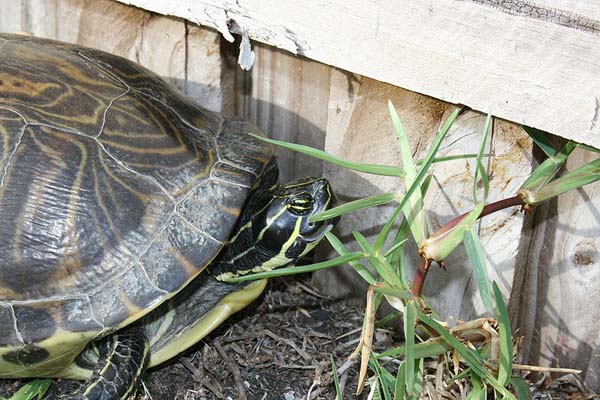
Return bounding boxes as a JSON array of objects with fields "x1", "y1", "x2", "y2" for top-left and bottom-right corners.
[
  {"x1": 232, "y1": 42, "x2": 330, "y2": 181},
  {"x1": 423, "y1": 115, "x2": 532, "y2": 320},
  {"x1": 0, "y1": 1, "x2": 27, "y2": 34},
  {"x1": 312, "y1": 73, "x2": 451, "y2": 297},
  {"x1": 313, "y1": 73, "x2": 532, "y2": 322},
  {"x1": 510, "y1": 148, "x2": 600, "y2": 390},
  {"x1": 186, "y1": 25, "x2": 230, "y2": 113}
]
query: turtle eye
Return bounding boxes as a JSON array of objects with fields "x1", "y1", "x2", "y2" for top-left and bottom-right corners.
[{"x1": 287, "y1": 192, "x2": 315, "y2": 216}]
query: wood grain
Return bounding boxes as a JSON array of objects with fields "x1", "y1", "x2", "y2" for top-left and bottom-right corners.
[
  {"x1": 231, "y1": 42, "x2": 330, "y2": 181},
  {"x1": 114, "y1": 0, "x2": 600, "y2": 149},
  {"x1": 509, "y1": 147, "x2": 600, "y2": 390}
]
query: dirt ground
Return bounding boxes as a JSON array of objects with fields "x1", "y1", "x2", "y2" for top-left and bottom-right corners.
[{"x1": 1, "y1": 276, "x2": 599, "y2": 399}]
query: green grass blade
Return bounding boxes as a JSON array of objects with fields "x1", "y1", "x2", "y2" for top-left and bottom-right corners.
[
  {"x1": 511, "y1": 377, "x2": 531, "y2": 400},
  {"x1": 311, "y1": 192, "x2": 397, "y2": 223},
  {"x1": 467, "y1": 371, "x2": 486, "y2": 400},
  {"x1": 522, "y1": 126, "x2": 557, "y2": 157},
  {"x1": 525, "y1": 157, "x2": 600, "y2": 204},
  {"x1": 371, "y1": 286, "x2": 412, "y2": 299},
  {"x1": 353, "y1": 231, "x2": 404, "y2": 287},
  {"x1": 383, "y1": 238, "x2": 408, "y2": 258},
  {"x1": 577, "y1": 142, "x2": 600, "y2": 153},
  {"x1": 375, "y1": 311, "x2": 401, "y2": 328},
  {"x1": 394, "y1": 361, "x2": 406, "y2": 400},
  {"x1": 330, "y1": 354, "x2": 343, "y2": 400},
  {"x1": 473, "y1": 114, "x2": 492, "y2": 203},
  {"x1": 404, "y1": 301, "x2": 416, "y2": 397},
  {"x1": 368, "y1": 356, "x2": 393, "y2": 400},
  {"x1": 374, "y1": 175, "x2": 432, "y2": 254},
  {"x1": 326, "y1": 232, "x2": 377, "y2": 284},
  {"x1": 493, "y1": 282, "x2": 513, "y2": 386},
  {"x1": 411, "y1": 358, "x2": 424, "y2": 400},
  {"x1": 249, "y1": 134, "x2": 405, "y2": 177},
  {"x1": 463, "y1": 227, "x2": 494, "y2": 313},
  {"x1": 519, "y1": 141, "x2": 577, "y2": 195},
  {"x1": 223, "y1": 252, "x2": 364, "y2": 282},
  {"x1": 418, "y1": 153, "x2": 487, "y2": 165},
  {"x1": 7, "y1": 380, "x2": 52, "y2": 400},
  {"x1": 377, "y1": 337, "x2": 452, "y2": 360},
  {"x1": 389, "y1": 214, "x2": 418, "y2": 288},
  {"x1": 373, "y1": 205, "x2": 403, "y2": 252},
  {"x1": 389, "y1": 101, "x2": 428, "y2": 245},
  {"x1": 416, "y1": 310, "x2": 487, "y2": 376},
  {"x1": 376, "y1": 109, "x2": 460, "y2": 251}
]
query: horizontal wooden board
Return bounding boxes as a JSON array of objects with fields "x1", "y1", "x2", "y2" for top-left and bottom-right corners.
[{"x1": 115, "y1": 0, "x2": 600, "y2": 148}]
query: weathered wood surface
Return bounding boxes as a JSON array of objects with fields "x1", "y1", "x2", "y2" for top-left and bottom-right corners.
[
  {"x1": 509, "y1": 147, "x2": 600, "y2": 389},
  {"x1": 316, "y1": 73, "x2": 532, "y2": 320},
  {"x1": 1, "y1": 0, "x2": 600, "y2": 390},
  {"x1": 114, "y1": 0, "x2": 600, "y2": 150}
]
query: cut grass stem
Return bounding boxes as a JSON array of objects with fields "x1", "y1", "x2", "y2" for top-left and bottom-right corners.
[{"x1": 412, "y1": 194, "x2": 525, "y2": 297}]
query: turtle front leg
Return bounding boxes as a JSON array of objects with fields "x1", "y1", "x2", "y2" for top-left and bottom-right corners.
[{"x1": 67, "y1": 331, "x2": 149, "y2": 400}]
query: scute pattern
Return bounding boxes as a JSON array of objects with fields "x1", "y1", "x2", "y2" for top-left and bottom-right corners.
[{"x1": 0, "y1": 33, "x2": 273, "y2": 354}]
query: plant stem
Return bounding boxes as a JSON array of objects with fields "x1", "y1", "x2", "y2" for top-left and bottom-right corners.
[
  {"x1": 412, "y1": 258, "x2": 430, "y2": 296},
  {"x1": 412, "y1": 194, "x2": 525, "y2": 297},
  {"x1": 431, "y1": 194, "x2": 525, "y2": 238}
]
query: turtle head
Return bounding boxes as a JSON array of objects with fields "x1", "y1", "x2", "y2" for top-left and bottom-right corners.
[{"x1": 212, "y1": 178, "x2": 337, "y2": 280}]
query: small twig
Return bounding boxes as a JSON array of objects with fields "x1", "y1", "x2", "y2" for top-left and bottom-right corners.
[
  {"x1": 262, "y1": 329, "x2": 312, "y2": 361},
  {"x1": 140, "y1": 381, "x2": 154, "y2": 400},
  {"x1": 322, "y1": 327, "x2": 362, "y2": 345},
  {"x1": 306, "y1": 379, "x2": 320, "y2": 399},
  {"x1": 294, "y1": 280, "x2": 332, "y2": 299},
  {"x1": 512, "y1": 363, "x2": 582, "y2": 374},
  {"x1": 213, "y1": 339, "x2": 247, "y2": 400},
  {"x1": 179, "y1": 357, "x2": 223, "y2": 399},
  {"x1": 278, "y1": 364, "x2": 317, "y2": 370}
]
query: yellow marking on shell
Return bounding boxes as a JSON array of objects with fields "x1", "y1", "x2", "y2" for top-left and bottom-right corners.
[
  {"x1": 100, "y1": 139, "x2": 189, "y2": 155},
  {"x1": 219, "y1": 205, "x2": 241, "y2": 216},
  {"x1": 172, "y1": 251, "x2": 200, "y2": 276},
  {"x1": 148, "y1": 279, "x2": 268, "y2": 367},
  {"x1": 36, "y1": 131, "x2": 89, "y2": 291},
  {"x1": 0, "y1": 72, "x2": 61, "y2": 97},
  {"x1": 118, "y1": 290, "x2": 143, "y2": 316},
  {"x1": 91, "y1": 158, "x2": 123, "y2": 246}
]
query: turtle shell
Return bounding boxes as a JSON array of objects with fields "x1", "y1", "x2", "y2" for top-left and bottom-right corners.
[{"x1": 0, "y1": 34, "x2": 272, "y2": 374}]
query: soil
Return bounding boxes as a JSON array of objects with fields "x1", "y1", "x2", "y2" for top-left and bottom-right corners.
[{"x1": 1, "y1": 276, "x2": 598, "y2": 400}]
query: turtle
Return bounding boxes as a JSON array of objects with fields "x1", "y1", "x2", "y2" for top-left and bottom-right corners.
[{"x1": 0, "y1": 34, "x2": 337, "y2": 399}]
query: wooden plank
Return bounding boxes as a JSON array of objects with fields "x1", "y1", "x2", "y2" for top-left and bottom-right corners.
[
  {"x1": 114, "y1": 0, "x2": 600, "y2": 148},
  {"x1": 509, "y1": 148, "x2": 600, "y2": 390},
  {"x1": 423, "y1": 115, "x2": 532, "y2": 319},
  {"x1": 231, "y1": 41, "x2": 330, "y2": 181},
  {"x1": 312, "y1": 73, "x2": 533, "y2": 320}
]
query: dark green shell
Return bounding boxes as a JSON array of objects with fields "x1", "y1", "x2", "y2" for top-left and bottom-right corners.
[{"x1": 0, "y1": 34, "x2": 272, "y2": 349}]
